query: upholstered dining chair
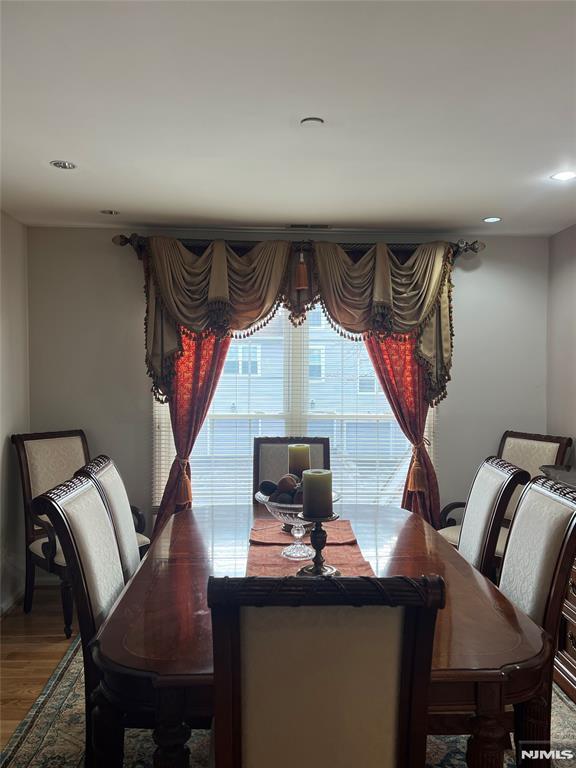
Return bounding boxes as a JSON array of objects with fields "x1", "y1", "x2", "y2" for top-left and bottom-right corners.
[
  {"x1": 439, "y1": 457, "x2": 529, "y2": 577},
  {"x1": 208, "y1": 574, "x2": 445, "y2": 768},
  {"x1": 11, "y1": 430, "x2": 148, "y2": 637},
  {"x1": 11, "y1": 429, "x2": 90, "y2": 637},
  {"x1": 33, "y1": 475, "x2": 128, "y2": 766},
  {"x1": 252, "y1": 436, "x2": 330, "y2": 496},
  {"x1": 439, "y1": 431, "x2": 572, "y2": 560},
  {"x1": 76, "y1": 456, "x2": 149, "y2": 582},
  {"x1": 499, "y1": 477, "x2": 576, "y2": 762}
]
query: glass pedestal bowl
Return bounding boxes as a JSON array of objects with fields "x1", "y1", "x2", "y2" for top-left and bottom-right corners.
[{"x1": 254, "y1": 491, "x2": 341, "y2": 561}]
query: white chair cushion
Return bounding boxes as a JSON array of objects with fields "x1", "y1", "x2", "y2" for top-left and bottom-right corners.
[
  {"x1": 458, "y1": 462, "x2": 507, "y2": 569},
  {"x1": 501, "y1": 437, "x2": 562, "y2": 520},
  {"x1": 136, "y1": 532, "x2": 150, "y2": 548},
  {"x1": 93, "y1": 461, "x2": 141, "y2": 581},
  {"x1": 438, "y1": 525, "x2": 460, "y2": 546},
  {"x1": 495, "y1": 526, "x2": 509, "y2": 558},
  {"x1": 28, "y1": 537, "x2": 66, "y2": 567},
  {"x1": 499, "y1": 483, "x2": 576, "y2": 625},
  {"x1": 25, "y1": 436, "x2": 87, "y2": 498},
  {"x1": 241, "y1": 605, "x2": 403, "y2": 768}
]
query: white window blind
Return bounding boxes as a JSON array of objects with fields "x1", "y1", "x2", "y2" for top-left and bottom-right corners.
[{"x1": 152, "y1": 306, "x2": 435, "y2": 507}]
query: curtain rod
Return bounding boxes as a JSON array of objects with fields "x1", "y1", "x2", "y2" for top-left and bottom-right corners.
[{"x1": 111, "y1": 233, "x2": 485, "y2": 258}]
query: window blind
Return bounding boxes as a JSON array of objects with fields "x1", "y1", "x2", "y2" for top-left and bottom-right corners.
[{"x1": 152, "y1": 306, "x2": 435, "y2": 507}]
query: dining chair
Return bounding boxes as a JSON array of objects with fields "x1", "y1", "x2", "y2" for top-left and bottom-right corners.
[
  {"x1": 252, "y1": 436, "x2": 330, "y2": 496},
  {"x1": 11, "y1": 429, "x2": 90, "y2": 637},
  {"x1": 499, "y1": 476, "x2": 576, "y2": 763},
  {"x1": 439, "y1": 456, "x2": 529, "y2": 577},
  {"x1": 208, "y1": 574, "x2": 445, "y2": 768},
  {"x1": 11, "y1": 430, "x2": 148, "y2": 636},
  {"x1": 76, "y1": 455, "x2": 150, "y2": 582},
  {"x1": 33, "y1": 475, "x2": 129, "y2": 767},
  {"x1": 439, "y1": 431, "x2": 572, "y2": 555}
]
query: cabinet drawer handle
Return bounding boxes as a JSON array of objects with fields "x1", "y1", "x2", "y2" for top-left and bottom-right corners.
[
  {"x1": 570, "y1": 579, "x2": 576, "y2": 598},
  {"x1": 569, "y1": 632, "x2": 576, "y2": 652}
]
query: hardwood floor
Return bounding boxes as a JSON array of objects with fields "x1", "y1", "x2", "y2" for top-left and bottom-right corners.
[{"x1": 0, "y1": 586, "x2": 77, "y2": 748}]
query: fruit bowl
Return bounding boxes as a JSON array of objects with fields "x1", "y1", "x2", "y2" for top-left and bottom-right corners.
[{"x1": 254, "y1": 490, "x2": 341, "y2": 561}]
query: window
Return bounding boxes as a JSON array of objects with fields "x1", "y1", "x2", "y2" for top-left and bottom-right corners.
[
  {"x1": 152, "y1": 306, "x2": 435, "y2": 507},
  {"x1": 308, "y1": 346, "x2": 325, "y2": 380},
  {"x1": 224, "y1": 345, "x2": 261, "y2": 376},
  {"x1": 358, "y1": 357, "x2": 376, "y2": 394}
]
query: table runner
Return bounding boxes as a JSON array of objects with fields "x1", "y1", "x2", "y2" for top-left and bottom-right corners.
[
  {"x1": 249, "y1": 519, "x2": 357, "y2": 545},
  {"x1": 246, "y1": 519, "x2": 375, "y2": 576}
]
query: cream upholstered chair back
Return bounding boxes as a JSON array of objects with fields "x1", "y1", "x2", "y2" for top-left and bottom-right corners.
[
  {"x1": 499, "y1": 477, "x2": 576, "y2": 632},
  {"x1": 34, "y1": 475, "x2": 125, "y2": 633},
  {"x1": 208, "y1": 575, "x2": 444, "y2": 768},
  {"x1": 457, "y1": 457, "x2": 529, "y2": 574},
  {"x1": 21, "y1": 432, "x2": 89, "y2": 499},
  {"x1": 253, "y1": 437, "x2": 330, "y2": 495},
  {"x1": 499, "y1": 432, "x2": 572, "y2": 522},
  {"x1": 77, "y1": 455, "x2": 141, "y2": 582}
]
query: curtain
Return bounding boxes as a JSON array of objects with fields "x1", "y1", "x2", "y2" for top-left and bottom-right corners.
[
  {"x1": 143, "y1": 237, "x2": 453, "y2": 404},
  {"x1": 365, "y1": 335, "x2": 440, "y2": 528},
  {"x1": 153, "y1": 331, "x2": 231, "y2": 535}
]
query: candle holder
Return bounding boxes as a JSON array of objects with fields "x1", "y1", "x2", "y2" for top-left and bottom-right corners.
[{"x1": 296, "y1": 512, "x2": 341, "y2": 577}]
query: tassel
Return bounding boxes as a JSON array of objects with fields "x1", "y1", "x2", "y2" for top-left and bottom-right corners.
[
  {"x1": 295, "y1": 249, "x2": 308, "y2": 290},
  {"x1": 176, "y1": 457, "x2": 192, "y2": 507},
  {"x1": 407, "y1": 439, "x2": 430, "y2": 493}
]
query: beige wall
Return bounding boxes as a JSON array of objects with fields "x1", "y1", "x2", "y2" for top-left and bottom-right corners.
[
  {"x1": 1, "y1": 212, "x2": 30, "y2": 612},
  {"x1": 26, "y1": 229, "x2": 550, "y2": 514},
  {"x1": 27, "y1": 227, "x2": 152, "y2": 521},
  {"x1": 547, "y1": 224, "x2": 576, "y2": 456}
]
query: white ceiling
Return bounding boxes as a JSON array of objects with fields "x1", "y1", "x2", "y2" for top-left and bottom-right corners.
[{"x1": 1, "y1": 0, "x2": 575, "y2": 236}]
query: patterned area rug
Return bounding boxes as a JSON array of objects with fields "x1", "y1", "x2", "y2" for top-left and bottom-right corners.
[{"x1": 1, "y1": 639, "x2": 575, "y2": 768}]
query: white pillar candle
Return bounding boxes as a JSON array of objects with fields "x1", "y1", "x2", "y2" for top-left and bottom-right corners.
[
  {"x1": 288, "y1": 444, "x2": 311, "y2": 478},
  {"x1": 302, "y1": 469, "x2": 333, "y2": 519}
]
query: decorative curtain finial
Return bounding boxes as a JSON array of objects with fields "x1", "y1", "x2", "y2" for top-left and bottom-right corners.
[{"x1": 295, "y1": 245, "x2": 308, "y2": 290}]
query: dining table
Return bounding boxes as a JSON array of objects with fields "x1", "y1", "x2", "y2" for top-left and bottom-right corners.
[{"x1": 91, "y1": 503, "x2": 553, "y2": 768}]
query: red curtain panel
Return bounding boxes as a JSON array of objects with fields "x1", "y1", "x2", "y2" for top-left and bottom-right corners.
[
  {"x1": 365, "y1": 334, "x2": 440, "y2": 528},
  {"x1": 154, "y1": 331, "x2": 231, "y2": 536}
]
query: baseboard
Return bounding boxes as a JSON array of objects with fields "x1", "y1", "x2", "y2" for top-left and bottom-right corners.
[{"x1": 0, "y1": 589, "x2": 24, "y2": 618}]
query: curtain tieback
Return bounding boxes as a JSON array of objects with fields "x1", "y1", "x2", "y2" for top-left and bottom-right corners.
[
  {"x1": 175, "y1": 455, "x2": 192, "y2": 507},
  {"x1": 407, "y1": 438, "x2": 430, "y2": 493}
]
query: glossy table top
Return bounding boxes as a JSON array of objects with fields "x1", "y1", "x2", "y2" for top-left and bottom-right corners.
[{"x1": 95, "y1": 504, "x2": 548, "y2": 685}]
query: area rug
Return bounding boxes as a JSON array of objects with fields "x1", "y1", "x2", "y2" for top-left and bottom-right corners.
[{"x1": 1, "y1": 639, "x2": 575, "y2": 768}]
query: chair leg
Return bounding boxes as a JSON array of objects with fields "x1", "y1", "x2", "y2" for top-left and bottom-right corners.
[
  {"x1": 60, "y1": 577, "x2": 74, "y2": 638},
  {"x1": 23, "y1": 552, "x2": 35, "y2": 614}
]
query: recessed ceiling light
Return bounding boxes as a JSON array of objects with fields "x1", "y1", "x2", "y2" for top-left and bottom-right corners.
[
  {"x1": 550, "y1": 170, "x2": 576, "y2": 182},
  {"x1": 49, "y1": 160, "x2": 76, "y2": 170},
  {"x1": 300, "y1": 117, "x2": 325, "y2": 126},
  {"x1": 483, "y1": 216, "x2": 502, "y2": 223},
  {"x1": 100, "y1": 209, "x2": 119, "y2": 215}
]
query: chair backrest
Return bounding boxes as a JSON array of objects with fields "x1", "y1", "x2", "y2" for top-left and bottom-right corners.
[
  {"x1": 208, "y1": 574, "x2": 445, "y2": 768},
  {"x1": 76, "y1": 455, "x2": 141, "y2": 582},
  {"x1": 499, "y1": 477, "x2": 576, "y2": 637},
  {"x1": 33, "y1": 476, "x2": 125, "y2": 669},
  {"x1": 498, "y1": 431, "x2": 572, "y2": 521},
  {"x1": 253, "y1": 436, "x2": 330, "y2": 495},
  {"x1": 457, "y1": 457, "x2": 529, "y2": 574},
  {"x1": 11, "y1": 430, "x2": 90, "y2": 544}
]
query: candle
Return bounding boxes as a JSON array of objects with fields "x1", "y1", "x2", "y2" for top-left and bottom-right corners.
[
  {"x1": 302, "y1": 469, "x2": 333, "y2": 519},
  {"x1": 288, "y1": 444, "x2": 311, "y2": 478}
]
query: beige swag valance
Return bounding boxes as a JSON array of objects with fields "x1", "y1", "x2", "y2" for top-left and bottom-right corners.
[{"x1": 143, "y1": 236, "x2": 454, "y2": 404}]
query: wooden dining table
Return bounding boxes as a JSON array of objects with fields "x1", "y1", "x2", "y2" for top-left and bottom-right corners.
[{"x1": 91, "y1": 504, "x2": 553, "y2": 768}]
